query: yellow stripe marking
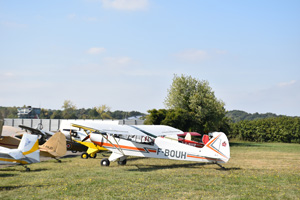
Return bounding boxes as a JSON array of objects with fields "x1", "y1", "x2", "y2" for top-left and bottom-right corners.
[
  {"x1": 23, "y1": 139, "x2": 39, "y2": 155},
  {"x1": 0, "y1": 157, "x2": 28, "y2": 164}
]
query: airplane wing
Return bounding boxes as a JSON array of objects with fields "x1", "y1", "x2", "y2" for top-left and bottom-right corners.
[
  {"x1": 132, "y1": 125, "x2": 183, "y2": 137},
  {"x1": 0, "y1": 136, "x2": 21, "y2": 149},
  {"x1": 19, "y1": 125, "x2": 54, "y2": 137},
  {"x1": 72, "y1": 123, "x2": 183, "y2": 139},
  {"x1": 71, "y1": 123, "x2": 145, "y2": 136}
]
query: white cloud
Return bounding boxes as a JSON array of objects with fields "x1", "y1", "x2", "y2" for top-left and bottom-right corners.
[
  {"x1": 4, "y1": 72, "x2": 14, "y2": 77},
  {"x1": 101, "y1": 0, "x2": 149, "y2": 11},
  {"x1": 174, "y1": 49, "x2": 229, "y2": 63},
  {"x1": 278, "y1": 80, "x2": 296, "y2": 87},
  {"x1": 175, "y1": 49, "x2": 209, "y2": 62},
  {"x1": 87, "y1": 47, "x2": 106, "y2": 54}
]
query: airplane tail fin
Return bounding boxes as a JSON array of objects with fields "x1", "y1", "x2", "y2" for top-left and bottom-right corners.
[
  {"x1": 40, "y1": 132, "x2": 67, "y2": 157},
  {"x1": 204, "y1": 132, "x2": 230, "y2": 163},
  {"x1": 17, "y1": 133, "x2": 40, "y2": 163}
]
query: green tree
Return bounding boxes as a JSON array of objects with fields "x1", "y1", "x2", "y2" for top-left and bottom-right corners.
[
  {"x1": 164, "y1": 74, "x2": 227, "y2": 133},
  {"x1": 95, "y1": 105, "x2": 112, "y2": 119},
  {"x1": 161, "y1": 108, "x2": 193, "y2": 131},
  {"x1": 62, "y1": 100, "x2": 77, "y2": 119},
  {"x1": 50, "y1": 110, "x2": 63, "y2": 119},
  {"x1": 144, "y1": 109, "x2": 168, "y2": 125}
]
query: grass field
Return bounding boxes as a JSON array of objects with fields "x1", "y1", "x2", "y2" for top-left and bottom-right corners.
[{"x1": 1, "y1": 141, "x2": 300, "y2": 200}]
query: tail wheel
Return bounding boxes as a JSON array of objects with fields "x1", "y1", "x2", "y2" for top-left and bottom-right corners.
[
  {"x1": 89, "y1": 153, "x2": 97, "y2": 159},
  {"x1": 101, "y1": 158, "x2": 110, "y2": 166},
  {"x1": 118, "y1": 159, "x2": 127, "y2": 165},
  {"x1": 81, "y1": 153, "x2": 89, "y2": 159}
]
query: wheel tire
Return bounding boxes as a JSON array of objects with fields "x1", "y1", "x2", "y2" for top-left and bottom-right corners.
[
  {"x1": 89, "y1": 153, "x2": 97, "y2": 159},
  {"x1": 101, "y1": 158, "x2": 110, "y2": 166},
  {"x1": 81, "y1": 153, "x2": 89, "y2": 159},
  {"x1": 118, "y1": 159, "x2": 127, "y2": 165},
  {"x1": 26, "y1": 167, "x2": 30, "y2": 172}
]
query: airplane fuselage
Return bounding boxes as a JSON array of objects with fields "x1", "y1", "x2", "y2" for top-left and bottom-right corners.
[{"x1": 90, "y1": 132, "x2": 230, "y2": 164}]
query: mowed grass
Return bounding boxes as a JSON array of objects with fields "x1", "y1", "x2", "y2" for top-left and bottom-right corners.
[{"x1": 0, "y1": 141, "x2": 300, "y2": 200}]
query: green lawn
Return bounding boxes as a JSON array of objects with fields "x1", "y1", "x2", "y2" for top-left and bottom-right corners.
[{"x1": 1, "y1": 142, "x2": 300, "y2": 200}]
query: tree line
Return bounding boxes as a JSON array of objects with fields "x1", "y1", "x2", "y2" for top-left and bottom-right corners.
[
  {"x1": 0, "y1": 102, "x2": 145, "y2": 120},
  {"x1": 226, "y1": 110, "x2": 285, "y2": 123},
  {"x1": 228, "y1": 117, "x2": 300, "y2": 143}
]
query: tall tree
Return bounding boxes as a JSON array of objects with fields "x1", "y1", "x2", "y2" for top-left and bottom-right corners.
[
  {"x1": 164, "y1": 74, "x2": 227, "y2": 132},
  {"x1": 62, "y1": 100, "x2": 77, "y2": 119},
  {"x1": 95, "y1": 105, "x2": 112, "y2": 119}
]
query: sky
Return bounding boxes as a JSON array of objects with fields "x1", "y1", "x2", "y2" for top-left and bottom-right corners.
[{"x1": 0, "y1": 0, "x2": 299, "y2": 116}]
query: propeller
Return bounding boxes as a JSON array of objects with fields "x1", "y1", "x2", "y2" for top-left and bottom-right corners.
[{"x1": 82, "y1": 135, "x2": 90, "y2": 142}]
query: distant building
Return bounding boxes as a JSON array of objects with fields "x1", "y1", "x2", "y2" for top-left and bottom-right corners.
[{"x1": 17, "y1": 106, "x2": 41, "y2": 119}]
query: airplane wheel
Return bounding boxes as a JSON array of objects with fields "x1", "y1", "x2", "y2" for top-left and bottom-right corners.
[
  {"x1": 81, "y1": 153, "x2": 89, "y2": 159},
  {"x1": 101, "y1": 158, "x2": 110, "y2": 166},
  {"x1": 90, "y1": 153, "x2": 97, "y2": 159},
  {"x1": 118, "y1": 159, "x2": 127, "y2": 165}
]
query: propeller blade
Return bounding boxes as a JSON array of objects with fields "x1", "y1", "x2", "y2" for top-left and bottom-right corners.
[{"x1": 82, "y1": 135, "x2": 90, "y2": 142}]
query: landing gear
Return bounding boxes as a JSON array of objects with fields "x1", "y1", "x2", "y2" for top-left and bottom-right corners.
[
  {"x1": 101, "y1": 158, "x2": 110, "y2": 166},
  {"x1": 216, "y1": 163, "x2": 226, "y2": 170},
  {"x1": 23, "y1": 165, "x2": 30, "y2": 172},
  {"x1": 54, "y1": 158, "x2": 62, "y2": 163},
  {"x1": 81, "y1": 153, "x2": 89, "y2": 159},
  {"x1": 89, "y1": 153, "x2": 97, "y2": 159},
  {"x1": 118, "y1": 159, "x2": 127, "y2": 165}
]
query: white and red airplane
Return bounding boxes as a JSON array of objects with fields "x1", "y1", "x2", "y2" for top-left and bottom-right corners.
[{"x1": 71, "y1": 122, "x2": 230, "y2": 168}]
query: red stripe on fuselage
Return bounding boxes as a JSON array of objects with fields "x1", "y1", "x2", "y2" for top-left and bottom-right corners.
[
  {"x1": 148, "y1": 149, "x2": 157, "y2": 153},
  {"x1": 93, "y1": 141, "x2": 146, "y2": 152}
]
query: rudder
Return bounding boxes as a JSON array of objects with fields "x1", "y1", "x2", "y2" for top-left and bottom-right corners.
[
  {"x1": 40, "y1": 132, "x2": 67, "y2": 157},
  {"x1": 18, "y1": 133, "x2": 40, "y2": 163},
  {"x1": 204, "y1": 132, "x2": 230, "y2": 163}
]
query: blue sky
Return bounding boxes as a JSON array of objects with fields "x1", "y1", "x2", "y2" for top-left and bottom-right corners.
[{"x1": 0, "y1": 0, "x2": 299, "y2": 116}]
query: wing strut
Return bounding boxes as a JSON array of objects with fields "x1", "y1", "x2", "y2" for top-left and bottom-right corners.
[
  {"x1": 102, "y1": 133, "x2": 125, "y2": 156},
  {"x1": 71, "y1": 123, "x2": 125, "y2": 156}
]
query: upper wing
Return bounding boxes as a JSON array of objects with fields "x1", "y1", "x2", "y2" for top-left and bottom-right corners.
[
  {"x1": 19, "y1": 125, "x2": 54, "y2": 137},
  {"x1": 19, "y1": 125, "x2": 40, "y2": 134},
  {"x1": 132, "y1": 125, "x2": 183, "y2": 137},
  {"x1": 72, "y1": 123, "x2": 183, "y2": 138},
  {"x1": 71, "y1": 122, "x2": 148, "y2": 136}
]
